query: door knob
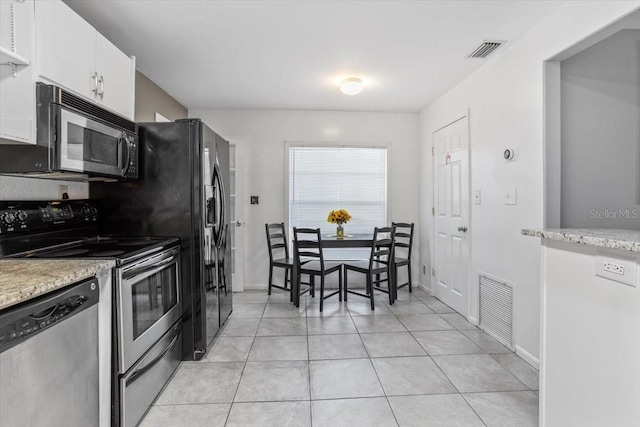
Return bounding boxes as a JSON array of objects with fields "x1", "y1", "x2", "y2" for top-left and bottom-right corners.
[
  {"x1": 457, "y1": 226, "x2": 468, "y2": 233},
  {"x1": 235, "y1": 220, "x2": 245, "y2": 227}
]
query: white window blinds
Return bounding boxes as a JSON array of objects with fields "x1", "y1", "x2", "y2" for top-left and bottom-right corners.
[{"x1": 289, "y1": 146, "x2": 388, "y2": 259}]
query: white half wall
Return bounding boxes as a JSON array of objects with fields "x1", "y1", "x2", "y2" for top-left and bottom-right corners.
[
  {"x1": 188, "y1": 109, "x2": 420, "y2": 289},
  {"x1": 419, "y1": 1, "x2": 640, "y2": 362}
]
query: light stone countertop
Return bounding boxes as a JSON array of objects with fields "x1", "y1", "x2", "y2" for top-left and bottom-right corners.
[
  {"x1": 522, "y1": 228, "x2": 640, "y2": 253},
  {"x1": 0, "y1": 259, "x2": 115, "y2": 310}
]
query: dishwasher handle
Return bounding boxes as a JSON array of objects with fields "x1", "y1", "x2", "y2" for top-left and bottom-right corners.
[{"x1": 0, "y1": 278, "x2": 99, "y2": 353}]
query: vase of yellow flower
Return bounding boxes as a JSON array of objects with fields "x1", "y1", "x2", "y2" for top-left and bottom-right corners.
[{"x1": 327, "y1": 209, "x2": 351, "y2": 238}]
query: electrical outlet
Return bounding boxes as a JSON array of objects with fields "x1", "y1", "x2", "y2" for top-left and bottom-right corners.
[
  {"x1": 250, "y1": 196, "x2": 259, "y2": 205},
  {"x1": 603, "y1": 261, "x2": 624, "y2": 276},
  {"x1": 596, "y1": 253, "x2": 636, "y2": 287},
  {"x1": 58, "y1": 185, "x2": 68, "y2": 200}
]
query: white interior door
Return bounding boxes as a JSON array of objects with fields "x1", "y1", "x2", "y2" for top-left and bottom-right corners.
[
  {"x1": 433, "y1": 114, "x2": 470, "y2": 315},
  {"x1": 229, "y1": 141, "x2": 245, "y2": 291}
]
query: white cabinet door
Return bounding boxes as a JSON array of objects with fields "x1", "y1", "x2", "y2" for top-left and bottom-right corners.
[
  {"x1": 0, "y1": 0, "x2": 35, "y2": 144},
  {"x1": 95, "y1": 33, "x2": 133, "y2": 119},
  {"x1": 36, "y1": 0, "x2": 96, "y2": 100}
]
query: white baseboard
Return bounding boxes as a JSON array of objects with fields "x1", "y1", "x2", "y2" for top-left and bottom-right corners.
[
  {"x1": 515, "y1": 345, "x2": 540, "y2": 370},
  {"x1": 417, "y1": 282, "x2": 432, "y2": 294}
]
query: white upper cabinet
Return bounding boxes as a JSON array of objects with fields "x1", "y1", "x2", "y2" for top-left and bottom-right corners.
[
  {"x1": 0, "y1": 0, "x2": 36, "y2": 144},
  {"x1": 35, "y1": 0, "x2": 135, "y2": 119},
  {"x1": 95, "y1": 33, "x2": 134, "y2": 118}
]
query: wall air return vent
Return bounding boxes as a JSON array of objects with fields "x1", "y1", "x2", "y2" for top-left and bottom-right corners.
[
  {"x1": 479, "y1": 273, "x2": 514, "y2": 349},
  {"x1": 467, "y1": 41, "x2": 505, "y2": 58}
]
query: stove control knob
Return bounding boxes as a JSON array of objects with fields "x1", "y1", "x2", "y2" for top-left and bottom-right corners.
[
  {"x1": 3, "y1": 212, "x2": 16, "y2": 225},
  {"x1": 17, "y1": 211, "x2": 28, "y2": 222}
]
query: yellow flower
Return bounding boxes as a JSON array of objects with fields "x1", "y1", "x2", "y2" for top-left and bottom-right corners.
[{"x1": 327, "y1": 209, "x2": 351, "y2": 224}]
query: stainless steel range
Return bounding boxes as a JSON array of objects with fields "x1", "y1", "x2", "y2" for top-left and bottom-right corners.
[{"x1": 0, "y1": 200, "x2": 182, "y2": 427}]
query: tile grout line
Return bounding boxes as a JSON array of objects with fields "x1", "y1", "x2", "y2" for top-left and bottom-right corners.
[
  {"x1": 305, "y1": 295, "x2": 314, "y2": 427},
  {"x1": 222, "y1": 303, "x2": 262, "y2": 426}
]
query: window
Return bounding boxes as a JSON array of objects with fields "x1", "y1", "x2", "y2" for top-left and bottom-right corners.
[{"x1": 288, "y1": 146, "x2": 388, "y2": 259}]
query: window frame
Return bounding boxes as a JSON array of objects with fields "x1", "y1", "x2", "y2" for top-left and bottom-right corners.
[{"x1": 284, "y1": 142, "x2": 391, "y2": 257}]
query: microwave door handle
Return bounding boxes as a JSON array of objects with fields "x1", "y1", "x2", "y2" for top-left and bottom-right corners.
[{"x1": 120, "y1": 137, "x2": 131, "y2": 175}]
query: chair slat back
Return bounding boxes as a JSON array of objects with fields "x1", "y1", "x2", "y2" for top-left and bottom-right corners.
[
  {"x1": 293, "y1": 227, "x2": 325, "y2": 269},
  {"x1": 265, "y1": 223, "x2": 289, "y2": 260},
  {"x1": 369, "y1": 226, "x2": 395, "y2": 269},
  {"x1": 392, "y1": 222, "x2": 414, "y2": 260}
]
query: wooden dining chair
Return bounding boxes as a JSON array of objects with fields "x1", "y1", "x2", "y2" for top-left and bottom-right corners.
[
  {"x1": 392, "y1": 222, "x2": 414, "y2": 299},
  {"x1": 293, "y1": 227, "x2": 343, "y2": 312},
  {"x1": 343, "y1": 226, "x2": 396, "y2": 309},
  {"x1": 265, "y1": 223, "x2": 296, "y2": 301}
]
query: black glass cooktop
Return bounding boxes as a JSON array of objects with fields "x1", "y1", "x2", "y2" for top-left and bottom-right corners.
[{"x1": 9, "y1": 236, "x2": 180, "y2": 264}]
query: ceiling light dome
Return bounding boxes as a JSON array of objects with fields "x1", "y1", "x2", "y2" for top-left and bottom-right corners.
[{"x1": 340, "y1": 77, "x2": 364, "y2": 96}]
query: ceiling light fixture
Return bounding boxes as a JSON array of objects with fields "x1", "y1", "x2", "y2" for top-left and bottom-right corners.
[{"x1": 340, "y1": 77, "x2": 364, "y2": 96}]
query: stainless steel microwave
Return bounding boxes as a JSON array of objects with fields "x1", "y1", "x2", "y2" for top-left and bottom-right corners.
[{"x1": 0, "y1": 83, "x2": 138, "y2": 181}]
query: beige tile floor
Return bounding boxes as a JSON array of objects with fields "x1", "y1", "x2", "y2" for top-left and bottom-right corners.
[{"x1": 140, "y1": 289, "x2": 539, "y2": 427}]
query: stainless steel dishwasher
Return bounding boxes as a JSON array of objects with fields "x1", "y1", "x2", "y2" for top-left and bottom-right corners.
[{"x1": 0, "y1": 277, "x2": 100, "y2": 427}]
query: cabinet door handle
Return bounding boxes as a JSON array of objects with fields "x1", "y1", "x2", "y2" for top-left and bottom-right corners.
[
  {"x1": 97, "y1": 75, "x2": 105, "y2": 98},
  {"x1": 91, "y1": 72, "x2": 99, "y2": 94}
]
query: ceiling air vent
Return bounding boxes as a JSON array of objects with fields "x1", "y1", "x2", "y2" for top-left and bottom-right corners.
[{"x1": 467, "y1": 40, "x2": 505, "y2": 58}]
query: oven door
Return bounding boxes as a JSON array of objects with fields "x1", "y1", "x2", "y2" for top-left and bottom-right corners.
[
  {"x1": 59, "y1": 107, "x2": 133, "y2": 177},
  {"x1": 117, "y1": 246, "x2": 181, "y2": 373}
]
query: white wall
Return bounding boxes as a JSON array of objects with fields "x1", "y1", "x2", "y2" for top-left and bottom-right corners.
[
  {"x1": 188, "y1": 109, "x2": 420, "y2": 289},
  {"x1": 0, "y1": 175, "x2": 88, "y2": 200},
  {"x1": 561, "y1": 29, "x2": 640, "y2": 229},
  {"x1": 419, "y1": 1, "x2": 640, "y2": 365}
]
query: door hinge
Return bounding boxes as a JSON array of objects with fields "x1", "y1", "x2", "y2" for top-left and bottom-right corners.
[
  {"x1": 431, "y1": 147, "x2": 434, "y2": 156},
  {"x1": 431, "y1": 207, "x2": 435, "y2": 216}
]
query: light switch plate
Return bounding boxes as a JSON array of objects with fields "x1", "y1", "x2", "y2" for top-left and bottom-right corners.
[
  {"x1": 504, "y1": 189, "x2": 517, "y2": 205},
  {"x1": 474, "y1": 190, "x2": 481, "y2": 205}
]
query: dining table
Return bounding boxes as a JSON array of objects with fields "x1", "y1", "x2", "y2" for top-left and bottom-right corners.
[{"x1": 292, "y1": 233, "x2": 397, "y2": 307}]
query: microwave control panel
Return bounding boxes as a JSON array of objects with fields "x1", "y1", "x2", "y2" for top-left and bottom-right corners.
[
  {"x1": 123, "y1": 134, "x2": 138, "y2": 179},
  {"x1": 0, "y1": 201, "x2": 98, "y2": 234}
]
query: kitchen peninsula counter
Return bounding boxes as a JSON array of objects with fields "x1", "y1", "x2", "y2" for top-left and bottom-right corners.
[
  {"x1": 0, "y1": 259, "x2": 115, "y2": 310},
  {"x1": 523, "y1": 228, "x2": 640, "y2": 426},
  {"x1": 521, "y1": 228, "x2": 640, "y2": 252}
]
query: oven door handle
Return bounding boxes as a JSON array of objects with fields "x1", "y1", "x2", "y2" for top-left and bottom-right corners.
[
  {"x1": 126, "y1": 323, "x2": 181, "y2": 385},
  {"x1": 123, "y1": 255, "x2": 177, "y2": 280}
]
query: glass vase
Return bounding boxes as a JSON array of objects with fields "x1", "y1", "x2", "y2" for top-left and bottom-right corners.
[{"x1": 336, "y1": 224, "x2": 345, "y2": 238}]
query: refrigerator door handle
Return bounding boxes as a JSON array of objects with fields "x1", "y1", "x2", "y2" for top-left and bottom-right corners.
[{"x1": 212, "y1": 162, "x2": 226, "y2": 248}]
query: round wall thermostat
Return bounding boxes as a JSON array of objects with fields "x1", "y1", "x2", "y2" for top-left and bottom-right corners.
[{"x1": 503, "y1": 149, "x2": 515, "y2": 161}]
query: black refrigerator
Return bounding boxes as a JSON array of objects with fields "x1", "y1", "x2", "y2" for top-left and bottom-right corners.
[{"x1": 91, "y1": 118, "x2": 233, "y2": 360}]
